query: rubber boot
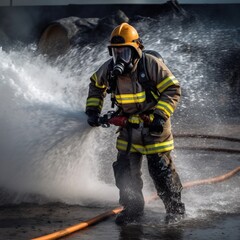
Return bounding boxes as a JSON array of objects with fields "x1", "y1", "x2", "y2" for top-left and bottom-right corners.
[
  {"x1": 113, "y1": 151, "x2": 145, "y2": 225},
  {"x1": 162, "y1": 192, "x2": 185, "y2": 224},
  {"x1": 115, "y1": 207, "x2": 144, "y2": 225},
  {"x1": 147, "y1": 152, "x2": 185, "y2": 224}
]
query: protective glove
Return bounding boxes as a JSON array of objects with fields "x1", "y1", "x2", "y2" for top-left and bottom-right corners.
[
  {"x1": 149, "y1": 114, "x2": 165, "y2": 135},
  {"x1": 86, "y1": 110, "x2": 100, "y2": 127}
]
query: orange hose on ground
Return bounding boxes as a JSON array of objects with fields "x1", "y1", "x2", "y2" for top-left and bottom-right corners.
[
  {"x1": 32, "y1": 207, "x2": 123, "y2": 240},
  {"x1": 148, "y1": 166, "x2": 240, "y2": 202},
  {"x1": 183, "y1": 166, "x2": 240, "y2": 189},
  {"x1": 32, "y1": 166, "x2": 240, "y2": 240}
]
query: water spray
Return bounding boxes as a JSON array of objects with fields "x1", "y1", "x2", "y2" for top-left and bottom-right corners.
[{"x1": 31, "y1": 166, "x2": 240, "y2": 240}]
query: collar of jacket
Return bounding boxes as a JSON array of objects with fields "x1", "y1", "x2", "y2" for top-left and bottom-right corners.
[{"x1": 131, "y1": 58, "x2": 141, "y2": 73}]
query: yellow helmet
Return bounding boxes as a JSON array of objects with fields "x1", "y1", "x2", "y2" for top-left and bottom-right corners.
[{"x1": 108, "y1": 23, "x2": 143, "y2": 58}]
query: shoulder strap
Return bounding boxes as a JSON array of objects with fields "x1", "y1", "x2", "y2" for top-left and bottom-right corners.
[
  {"x1": 107, "y1": 60, "x2": 118, "y2": 108},
  {"x1": 138, "y1": 52, "x2": 160, "y2": 103},
  {"x1": 106, "y1": 60, "x2": 114, "y2": 93}
]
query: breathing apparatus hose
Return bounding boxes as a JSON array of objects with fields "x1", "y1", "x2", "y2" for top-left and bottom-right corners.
[{"x1": 31, "y1": 165, "x2": 240, "y2": 240}]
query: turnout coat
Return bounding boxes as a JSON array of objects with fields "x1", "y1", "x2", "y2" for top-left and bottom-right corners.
[{"x1": 86, "y1": 53, "x2": 181, "y2": 155}]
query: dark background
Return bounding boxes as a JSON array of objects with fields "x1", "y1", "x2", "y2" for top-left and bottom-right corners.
[{"x1": 0, "y1": 4, "x2": 240, "y2": 43}]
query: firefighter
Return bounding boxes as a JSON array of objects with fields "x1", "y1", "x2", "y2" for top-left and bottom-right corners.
[{"x1": 85, "y1": 23, "x2": 185, "y2": 225}]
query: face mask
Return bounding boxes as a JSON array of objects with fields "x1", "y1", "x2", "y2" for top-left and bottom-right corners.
[
  {"x1": 111, "y1": 47, "x2": 133, "y2": 76},
  {"x1": 112, "y1": 47, "x2": 132, "y2": 64}
]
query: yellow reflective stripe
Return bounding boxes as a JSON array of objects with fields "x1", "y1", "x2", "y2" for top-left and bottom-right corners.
[
  {"x1": 151, "y1": 91, "x2": 159, "y2": 100},
  {"x1": 157, "y1": 76, "x2": 179, "y2": 93},
  {"x1": 149, "y1": 114, "x2": 154, "y2": 122},
  {"x1": 127, "y1": 114, "x2": 154, "y2": 124},
  {"x1": 116, "y1": 139, "x2": 174, "y2": 154},
  {"x1": 115, "y1": 92, "x2": 146, "y2": 104},
  {"x1": 155, "y1": 100, "x2": 174, "y2": 117},
  {"x1": 90, "y1": 73, "x2": 106, "y2": 89},
  {"x1": 145, "y1": 140, "x2": 174, "y2": 154},
  {"x1": 91, "y1": 73, "x2": 97, "y2": 81},
  {"x1": 116, "y1": 139, "x2": 137, "y2": 153},
  {"x1": 128, "y1": 115, "x2": 144, "y2": 124},
  {"x1": 86, "y1": 97, "x2": 103, "y2": 108}
]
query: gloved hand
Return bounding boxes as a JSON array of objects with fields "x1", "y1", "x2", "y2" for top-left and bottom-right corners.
[
  {"x1": 149, "y1": 114, "x2": 165, "y2": 134},
  {"x1": 86, "y1": 110, "x2": 100, "y2": 127}
]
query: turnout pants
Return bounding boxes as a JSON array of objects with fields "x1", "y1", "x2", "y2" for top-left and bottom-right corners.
[{"x1": 113, "y1": 150, "x2": 185, "y2": 215}]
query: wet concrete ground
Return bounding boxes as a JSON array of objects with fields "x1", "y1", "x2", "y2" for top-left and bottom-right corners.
[{"x1": 0, "y1": 203, "x2": 240, "y2": 240}]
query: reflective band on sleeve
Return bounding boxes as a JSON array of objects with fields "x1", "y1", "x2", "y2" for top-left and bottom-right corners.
[
  {"x1": 155, "y1": 100, "x2": 174, "y2": 117},
  {"x1": 90, "y1": 73, "x2": 106, "y2": 89},
  {"x1": 116, "y1": 139, "x2": 174, "y2": 154},
  {"x1": 91, "y1": 73, "x2": 97, "y2": 81},
  {"x1": 157, "y1": 76, "x2": 179, "y2": 93},
  {"x1": 151, "y1": 91, "x2": 159, "y2": 101},
  {"x1": 115, "y1": 91, "x2": 146, "y2": 104},
  {"x1": 86, "y1": 97, "x2": 103, "y2": 109}
]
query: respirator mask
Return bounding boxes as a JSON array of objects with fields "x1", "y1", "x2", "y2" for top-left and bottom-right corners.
[{"x1": 111, "y1": 47, "x2": 133, "y2": 76}]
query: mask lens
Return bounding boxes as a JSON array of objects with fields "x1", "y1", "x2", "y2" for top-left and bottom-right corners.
[{"x1": 112, "y1": 47, "x2": 132, "y2": 64}]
